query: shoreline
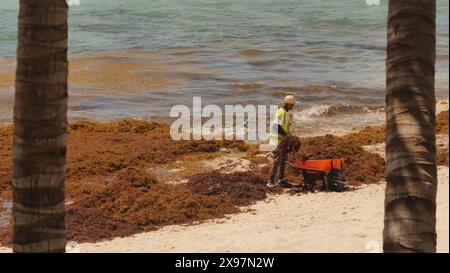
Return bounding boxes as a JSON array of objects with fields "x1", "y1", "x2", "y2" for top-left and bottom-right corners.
[
  {"x1": 0, "y1": 100, "x2": 448, "y2": 137},
  {"x1": 1, "y1": 48, "x2": 449, "y2": 135}
]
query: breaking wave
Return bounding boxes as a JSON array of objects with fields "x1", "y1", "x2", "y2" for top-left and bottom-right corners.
[{"x1": 294, "y1": 104, "x2": 385, "y2": 121}]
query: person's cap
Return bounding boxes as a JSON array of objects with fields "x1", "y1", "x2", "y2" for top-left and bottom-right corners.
[{"x1": 283, "y1": 95, "x2": 296, "y2": 105}]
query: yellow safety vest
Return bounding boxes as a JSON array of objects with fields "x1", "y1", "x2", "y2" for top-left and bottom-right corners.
[{"x1": 269, "y1": 107, "x2": 291, "y2": 145}]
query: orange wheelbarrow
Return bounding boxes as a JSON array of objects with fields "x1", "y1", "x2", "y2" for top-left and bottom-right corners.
[{"x1": 285, "y1": 158, "x2": 348, "y2": 192}]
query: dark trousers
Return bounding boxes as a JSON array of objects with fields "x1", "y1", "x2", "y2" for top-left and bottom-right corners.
[{"x1": 269, "y1": 142, "x2": 288, "y2": 183}]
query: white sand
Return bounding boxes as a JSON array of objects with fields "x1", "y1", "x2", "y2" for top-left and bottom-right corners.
[
  {"x1": 437, "y1": 99, "x2": 449, "y2": 114},
  {"x1": 201, "y1": 153, "x2": 253, "y2": 174}
]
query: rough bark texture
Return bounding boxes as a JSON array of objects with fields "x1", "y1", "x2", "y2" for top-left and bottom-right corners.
[
  {"x1": 384, "y1": 0, "x2": 437, "y2": 253},
  {"x1": 13, "y1": 0, "x2": 68, "y2": 253}
]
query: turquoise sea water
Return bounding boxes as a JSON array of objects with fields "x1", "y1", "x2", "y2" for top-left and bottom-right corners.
[
  {"x1": 1, "y1": 0, "x2": 448, "y2": 88},
  {"x1": 0, "y1": 0, "x2": 448, "y2": 134}
]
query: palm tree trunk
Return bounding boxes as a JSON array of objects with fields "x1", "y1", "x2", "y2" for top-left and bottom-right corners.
[
  {"x1": 384, "y1": 0, "x2": 437, "y2": 253},
  {"x1": 13, "y1": 0, "x2": 68, "y2": 253}
]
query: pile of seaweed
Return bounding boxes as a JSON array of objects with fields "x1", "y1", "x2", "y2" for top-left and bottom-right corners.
[
  {"x1": 0, "y1": 168, "x2": 270, "y2": 244},
  {"x1": 0, "y1": 119, "x2": 252, "y2": 244},
  {"x1": 291, "y1": 135, "x2": 385, "y2": 185},
  {"x1": 283, "y1": 135, "x2": 301, "y2": 154},
  {"x1": 1, "y1": 112, "x2": 447, "y2": 246},
  {"x1": 66, "y1": 119, "x2": 248, "y2": 181},
  {"x1": 437, "y1": 148, "x2": 449, "y2": 166},
  {"x1": 0, "y1": 125, "x2": 12, "y2": 199},
  {"x1": 186, "y1": 171, "x2": 275, "y2": 206},
  {"x1": 437, "y1": 110, "x2": 449, "y2": 134},
  {"x1": 436, "y1": 110, "x2": 449, "y2": 166},
  {"x1": 0, "y1": 119, "x2": 388, "y2": 245},
  {"x1": 341, "y1": 125, "x2": 385, "y2": 145},
  {"x1": 0, "y1": 119, "x2": 248, "y2": 199},
  {"x1": 65, "y1": 168, "x2": 239, "y2": 242}
]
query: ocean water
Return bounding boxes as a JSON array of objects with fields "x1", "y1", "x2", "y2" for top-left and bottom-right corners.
[{"x1": 0, "y1": 0, "x2": 449, "y2": 135}]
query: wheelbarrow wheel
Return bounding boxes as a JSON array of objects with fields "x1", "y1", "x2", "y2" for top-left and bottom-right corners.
[
  {"x1": 304, "y1": 180, "x2": 315, "y2": 191},
  {"x1": 327, "y1": 169, "x2": 348, "y2": 192}
]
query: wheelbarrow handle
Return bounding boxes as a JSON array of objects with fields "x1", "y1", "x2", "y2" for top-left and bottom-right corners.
[
  {"x1": 284, "y1": 160, "x2": 329, "y2": 174},
  {"x1": 284, "y1": 160, "x2": 303, "y2": 174},
  {"x1": 285, "y1": 161, "x2": 297, "y2": 169}
]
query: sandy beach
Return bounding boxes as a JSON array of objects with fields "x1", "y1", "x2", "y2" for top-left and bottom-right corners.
[
  {"x1": 1, "y1": 144, "x2": 448, "y2": 253},
  {"x1": 2, "y1": 166, "x2": 446, "y2": 253},
  {"x1": 61, "y1": 167, "x2": 450, "y2": 253},
  {"x1": 0, "y1": 110, "x2": 448, "y2": 253}
]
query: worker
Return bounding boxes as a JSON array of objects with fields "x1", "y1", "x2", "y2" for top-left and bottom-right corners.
[{"x1": 267, "y1": 95, "x2": 295, "y2": 188}]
